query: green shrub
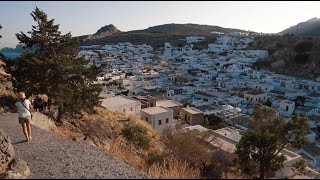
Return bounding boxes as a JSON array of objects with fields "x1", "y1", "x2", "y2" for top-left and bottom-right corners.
[
  {"x1": 294, "y1": 53, "x2": 309, "y2": 64},
  {"x1": 122, "y1": 123, "x2": 150, "y2": 150},
  {"x1": 294, "y1": 41, "x2": 313, "y2": 53}
]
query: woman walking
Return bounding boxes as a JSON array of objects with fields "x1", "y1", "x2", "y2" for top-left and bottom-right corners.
[{"x1": 15, "y1": 92, "x2": 33, "y2": 142}]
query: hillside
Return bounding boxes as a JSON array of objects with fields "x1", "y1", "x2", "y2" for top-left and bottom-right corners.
[
  {"x1": 77, "y1": 23, "x2": 251, "y2": 49},
  {"x1": 280, "y1": 17, "x2": 320, "y2": 36},
  {"x1": 128, "y1": 23, "x2": 248, "y2": 34},
  {"x1": 0, "y1": 113, "x2": 149, "y2": 179},
  {"x1": 78, "y1": 24, "x2": 121, "y2": 42},
  {"x1": 250, "y1": 34, "x2": 320, "y2": 79}
]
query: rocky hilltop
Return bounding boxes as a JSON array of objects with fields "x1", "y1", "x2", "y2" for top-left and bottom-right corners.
[
  {"x1": 280, "y1": 17, "x2": 320, "y2": 36},
  {"x1": 79, "y1": 24, "x2": 121, "y2": 41}
]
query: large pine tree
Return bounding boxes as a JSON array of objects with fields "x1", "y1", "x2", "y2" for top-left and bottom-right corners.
[
  {"x1": 9, "y1": 7, "x2": 103, "y2": 122},
  {"x1": 235, "y1": 105, "x2": 310, "y2": 179}
]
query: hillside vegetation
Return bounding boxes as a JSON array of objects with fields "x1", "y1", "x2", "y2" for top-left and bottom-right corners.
[
  {"x1": 280, "y1": 17, "x2": 320, "y2": 36},
  {"x1": 251, "y1": 34, "x2": 320, "y2": 79}
]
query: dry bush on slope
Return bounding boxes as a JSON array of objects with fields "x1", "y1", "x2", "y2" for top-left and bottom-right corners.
[
  {"x1": 147, "y1": 155, "x2": 201, "y2": 179},
  {"x1": 108, "y1": 136, "x2": 146, "y2": 171}
]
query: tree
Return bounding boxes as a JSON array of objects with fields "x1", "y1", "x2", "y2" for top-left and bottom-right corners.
[
  {"x1": 0, "y1": 24, "x2": 2, "y2": 39},
  {"x1": 294, "y1": 41, "x2": 313, "y2": 53},
  {"x1": 122, "y1": 123, "x2": 150, "y2": 150},
  {"x1": 162, "y1": 130, "x2": 212, "y2": 168},
  {"x1": 295, "y1": 96, "x2": 307, "y2": 106},
  {"x1": 9, "y1": 7, "x2": 103, "y2": 122},
  {"x1": 0, "y1": 24, "x2": 5, "y2": 59},
  {"x1": 235, "y1": 105, "x2": 310, "y2": 179}
]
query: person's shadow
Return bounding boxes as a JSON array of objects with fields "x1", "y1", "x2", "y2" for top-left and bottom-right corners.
[{"x1": 12, "y1": 140, "x2": 28, "y2": 145}]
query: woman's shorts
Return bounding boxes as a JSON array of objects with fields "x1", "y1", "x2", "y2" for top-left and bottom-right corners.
[{"x1": 18, "y1": 116, "x2": 31, "y2": 124}]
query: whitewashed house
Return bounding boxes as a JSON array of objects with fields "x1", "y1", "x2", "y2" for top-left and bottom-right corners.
[
  {"x1": 244, "y1": 90, "x2": 268, "y2": 105},
  {"x1": 140, "y1": 106, "x2": 174, "y2": 133},
  {"x1": 100, "y1": 95, "x2": 141, "y2": 115}
]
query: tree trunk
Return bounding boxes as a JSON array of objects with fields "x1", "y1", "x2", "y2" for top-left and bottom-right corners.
[
  {"x1": 56, "y1": 105, "x2": 64, "y2": 123},
  {"x1": 259, "y1": 166, "x2": 265, "y2": 179}
]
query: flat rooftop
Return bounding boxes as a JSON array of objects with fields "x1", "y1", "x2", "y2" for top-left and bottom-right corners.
[
  {"x1": 101, "y1": 96, "x2": 139, "y2": 108},
  {"x1": 246, "y1": 90, "x2": 265, "y2": 95},
  {"x1": 156, "y1": 100, "x2": 183, "y2": 108},
  {"x1": 183, "y1": 125, "x2": 209, "y2": 133},
  {"x1": 182, "y1": 107, "x2": 203, "y2": 114},
  {"x1": 214, "y1": 127, "x2": 242, "y2": 143},
  {"x1": 141, "y1": 106, "x2": 170, "y2": 115}
]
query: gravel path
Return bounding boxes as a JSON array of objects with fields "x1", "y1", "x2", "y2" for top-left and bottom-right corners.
[{"x1": 0, "y1": 113, "x2": 149, "y2": 179}]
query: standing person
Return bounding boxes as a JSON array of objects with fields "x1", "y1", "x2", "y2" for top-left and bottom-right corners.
[
  {"x1": 15, "y1": 92, "x2": 33, "y2": 142},
  {"x1": 48, "y1": 97, "x2": 52, "y2": 112},
  {"x1": 33, "y1": 96, "x2": 39, "y2": 112},
  {"x1": 43, "y1": 100, "x2": 47, "y2": 112}
]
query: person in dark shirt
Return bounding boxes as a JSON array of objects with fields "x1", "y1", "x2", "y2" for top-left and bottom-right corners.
[{"x1": 48, "y1": 97, "x2": 52, "y2": 112}]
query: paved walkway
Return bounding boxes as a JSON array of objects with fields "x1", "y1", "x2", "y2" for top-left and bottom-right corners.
[{"x1": 0, "y1": 113, "x2": 149, "y2": 179}]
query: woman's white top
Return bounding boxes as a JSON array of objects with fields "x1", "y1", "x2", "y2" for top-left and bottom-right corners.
[{"x1": 15, "y1": 99, "x2": 31, "y2": 118}]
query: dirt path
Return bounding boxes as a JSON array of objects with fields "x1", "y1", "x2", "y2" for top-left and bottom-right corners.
[{"x1": 0, "y1": 113, "x2": 149, "y2": 179}]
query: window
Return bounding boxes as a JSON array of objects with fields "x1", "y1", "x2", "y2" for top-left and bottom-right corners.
[
  {"x1": 146, "y1": 117, "x2": 148, "y2": 122},
  {"x1": 286, "y1": 106, "x2": 289, "y2": 111},
  {"x1": 247, "y1": 97, "x2": 249, "y2": 100},
  {"x1": 166, "y1": 118, "x2": 169, "y2": 123},
  {"x1": 131, "y1": 107, "x2": 133, "y2": 111},
  {"x1": 158, "y1": 120, "x2": 162, "y2": 125},
  {"x1": 123, "y1": 109, "x2": 125, "y2": 112}
]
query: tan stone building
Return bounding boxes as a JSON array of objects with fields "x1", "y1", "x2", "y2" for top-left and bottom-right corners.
[
  {"x1": 180, "y1": 106, "x2": 206, "y2": 126},
  {"x1": 156, "y1": 99, "x2": 183, "y2": 117},
  {"x1": 100, "y1": 95, "x2": 141, "y2": 115},
  {"x1": 140, "y1": 106, "x2": 174, "y2": 133}
]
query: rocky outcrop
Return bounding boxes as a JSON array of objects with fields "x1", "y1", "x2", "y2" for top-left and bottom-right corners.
[
  {"x1": 94, "y1": 24, "x2": 121, "y2": 36},
  {"x1": 0, "y1": 129, "x2": 15, "y2": 174},
  {"x1": 3, "y1": 159, "x2": 30, "y2": 179},
  {"x1": 0, "y1": 129, "x2": 30, "y2": 179},
  {"x1": 81, "y1": 24, "x2": 121, "y2": 41}
]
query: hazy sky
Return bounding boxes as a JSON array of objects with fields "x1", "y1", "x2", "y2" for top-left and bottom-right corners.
[{"x1": 0, "y1": 1, "x2": 319, "y2": 48}]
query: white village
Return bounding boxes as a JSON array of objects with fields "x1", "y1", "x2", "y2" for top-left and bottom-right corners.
[{"x1": 78, "y1": 32, "x2": 320, "y2": 178}]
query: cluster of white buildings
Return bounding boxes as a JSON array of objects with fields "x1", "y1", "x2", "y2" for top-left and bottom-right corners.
[{"x1": 79, "y1": 33, "x2": 320, "y2": 176}]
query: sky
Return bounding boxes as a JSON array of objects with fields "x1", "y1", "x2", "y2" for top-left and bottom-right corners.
[{"x1": 0, "y1": 1, "x2": 319, "y2": 48}]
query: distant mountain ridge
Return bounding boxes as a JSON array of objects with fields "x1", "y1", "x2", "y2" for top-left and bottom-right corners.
[
  {"x1": 127, "y1": 23, "x2": 249, "y2": 34},
  {"x1": 76, "y1": 23, "x2": 252, "y2": 46},
  {"x1": 280, "y1": 17, "x2": 320, "y2": 36}
]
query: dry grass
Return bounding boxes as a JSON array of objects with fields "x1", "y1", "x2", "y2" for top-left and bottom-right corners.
[
  {"x1": 50, "y1": 107, "x2": 202, "y2": 179},
  {"x1": 0, "y1": 90, "x2": 16, "y2": 98},
  {"x1": 84, "y1": 107, "x2": 161, "y2": 141},
  {"x1": 108, "y1": 136, "x2": 146, "y2": 171},
  {"x1": 31, "y1": 112, "x2": 56, "y2": 132},
  {"x1": 147, "y1": 157, "x2": 201, "y2": 179},
  {"x1": 50, "y1": 125, "x2": 84, "y2": 141}
]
